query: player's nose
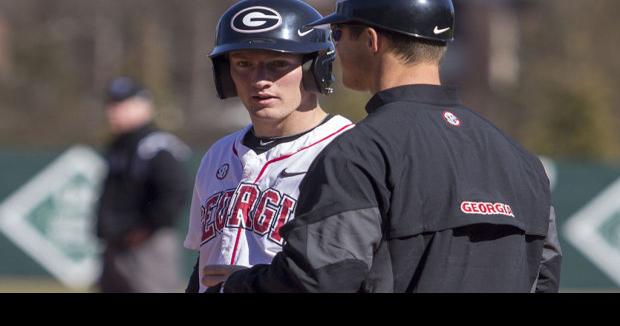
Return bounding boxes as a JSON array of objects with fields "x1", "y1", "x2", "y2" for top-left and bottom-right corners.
[{"x1": 251, "y1": 67, "x2": 274, "y2": 89}]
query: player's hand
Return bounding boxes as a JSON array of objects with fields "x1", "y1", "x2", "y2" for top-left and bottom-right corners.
[{"x1": 202, "y1": 265, "x2": 248, "y2": 288}]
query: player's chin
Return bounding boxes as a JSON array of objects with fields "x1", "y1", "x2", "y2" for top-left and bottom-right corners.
[
  {"x1": 251, "y1": 108, "x2": 278, "y2": 120},
  {"x1": 249, "y1": 98, "x2": 285, "y2": 111},
  {"x1": 248, "y1": 106, "x2": 284, "y2": 121}
]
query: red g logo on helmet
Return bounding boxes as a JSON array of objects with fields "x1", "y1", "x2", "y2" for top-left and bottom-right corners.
[{"x1": 231, "y1": 6, "x2": 283, "y2": 34}]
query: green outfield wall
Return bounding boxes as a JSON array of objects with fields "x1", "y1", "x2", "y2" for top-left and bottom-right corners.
[{"x1": 1, "y1": 147, "x2": 619, "y2": 292}]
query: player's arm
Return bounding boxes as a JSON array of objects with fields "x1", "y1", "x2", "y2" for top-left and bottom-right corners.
[
  {"x1": 533, "y1": 206, "x2": 562, "y2": 293},
  {"x1": 219, "y1": 134, "x2": 388, "y2": 292}
]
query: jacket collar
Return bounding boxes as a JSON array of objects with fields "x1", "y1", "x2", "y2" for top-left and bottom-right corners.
[{"x1": 366, "y1": 84, "x2": 462, "y2": 114}]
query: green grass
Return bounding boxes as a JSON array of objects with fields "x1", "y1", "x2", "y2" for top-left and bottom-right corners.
[{"x1": 0, "y1": 278, "x2": 94, "y2": 293}]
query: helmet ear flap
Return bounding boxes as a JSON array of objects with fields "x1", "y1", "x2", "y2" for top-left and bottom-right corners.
[
  {"x1": 212, "y1": 56, "x2": 237, "y2": 99},
  {"x1": 301, "y1": 57, "x2": 319, "y2": 94},
  {"x1": 302, "y1": 50, "x2": 336, "y2": 95}
]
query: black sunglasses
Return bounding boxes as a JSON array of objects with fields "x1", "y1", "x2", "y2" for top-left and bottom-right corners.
[
  {"x1": 330, "y1": 23, "x2": 368, "y2": 43},
  {"x1": 331, "y1": 27, "x2": 343, "y2": 42}
]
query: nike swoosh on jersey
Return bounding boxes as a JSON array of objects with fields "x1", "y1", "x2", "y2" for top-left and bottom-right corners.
[{"x1": 279, "y1": 169, "x2": 307, "y2": 178}]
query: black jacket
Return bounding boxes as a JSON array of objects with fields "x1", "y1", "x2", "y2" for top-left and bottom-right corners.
[
  {"x1": 96, "y1": 123, "x2": 190, "y2": 247},
  {"x1": 222, "y1": 85, "x2": 562, "y2": 293}
]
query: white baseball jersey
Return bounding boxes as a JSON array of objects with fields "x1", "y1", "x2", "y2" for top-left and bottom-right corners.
[{"x1": 184, "y1": 115, "x2": 354, "y2": 292}]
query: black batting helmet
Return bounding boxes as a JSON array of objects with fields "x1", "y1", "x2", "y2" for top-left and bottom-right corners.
[
  {"x1": 308, "y1": 0, "x2": 455, "y2": 43},
  {"x1": 210, "y1": 0, "x2": 336, "y2": 99}
]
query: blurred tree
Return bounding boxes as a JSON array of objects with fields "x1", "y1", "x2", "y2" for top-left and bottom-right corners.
[
  {"x1": 515, "y1": 0, "x2": 620, "y2": 161},
  {"x1": 0, "y1": 0, "x2": 618, "y2": 163}
]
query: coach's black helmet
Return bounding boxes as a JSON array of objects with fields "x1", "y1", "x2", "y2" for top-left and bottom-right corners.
[
  {"x1": 307, "y1": 0, "x2": 455, "y2": 43},
  {"x1": 210, "y1": 0, "x2": 336, "y2": 99}
]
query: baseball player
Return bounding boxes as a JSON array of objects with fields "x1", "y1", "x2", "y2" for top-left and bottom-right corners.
[
  {"x1": 204, "y1": 0, "x2": 562, "y2": 293},
  {"x1": 184, "y1": 0, "x2": 353, "y2": 293}
]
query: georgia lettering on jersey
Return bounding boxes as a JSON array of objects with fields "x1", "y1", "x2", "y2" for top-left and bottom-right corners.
[
  {"x1": 185, "y1": 116, "x2": 354, "y2": 277},
  {"x1": 200, "y1": 181, "x2": 297, "y2": 247},
  {"x1": 199, "y1": 142, "x2": 319, "y2": 267}
]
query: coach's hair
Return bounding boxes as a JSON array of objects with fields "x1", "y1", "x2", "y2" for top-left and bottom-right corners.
[{"x1": 345, "y1": 24, "x2": 447, "y2": 65}]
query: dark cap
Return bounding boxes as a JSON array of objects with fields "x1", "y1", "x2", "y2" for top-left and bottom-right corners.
[
  {"x1": 307, "y1": 0, "x2": 455, "y2": 43},
  {"x1": 105, "y1": 77, "x2": 151, "y2": 104}
]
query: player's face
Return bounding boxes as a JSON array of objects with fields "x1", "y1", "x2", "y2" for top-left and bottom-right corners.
[
  {"x1": 331, "y1": 24, "x2": 371, "y2": 91},
  {"x1": 229, "y1": 50, "x2": 314, "y2": 123}
]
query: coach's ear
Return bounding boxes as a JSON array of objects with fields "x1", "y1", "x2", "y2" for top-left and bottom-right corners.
[{"x1": 366, "y1": 27, "x2": 381, "y2": 55}]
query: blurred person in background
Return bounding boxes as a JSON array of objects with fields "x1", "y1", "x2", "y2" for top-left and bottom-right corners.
[{"x1": 95, "y1": 76, "x2": 191, "y2": 293}]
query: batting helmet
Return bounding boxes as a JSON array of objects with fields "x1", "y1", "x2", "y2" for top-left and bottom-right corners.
[
  {"x1": 210, "y1": 0, "x2": 336, "y2": 99},
  {"x1": 307, "y1": 0, "x2": 455, "y2": 43}
]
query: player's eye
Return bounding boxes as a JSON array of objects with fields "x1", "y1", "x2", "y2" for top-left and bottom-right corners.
[
  {"x1": 234, "y1": 60, "x2": 252, "y2": 68},
  {"x1": 268, "y1": 60, "x2": 292, "y2": 70}
]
